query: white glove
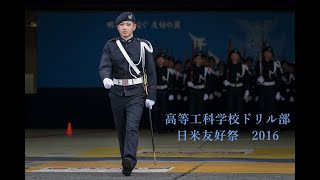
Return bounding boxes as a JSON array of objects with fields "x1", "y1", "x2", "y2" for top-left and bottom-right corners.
[
  {"x1": 257, "y1": 76, "x2": 264, "y2": 84},
  {"x1": 183, "y1": 96, "x2": 188, "y2": 102},
  {"x1": 168, "y1": 95, "x2": 174, "y2": 101},
  {"x1": 223, "y1": 80, "x2": 230, "y2": 86},
  {"x1": 203, "y1": 94, "x2": 209, "y2": 101},
  {"x1": 243, "y1": 90, "x2": 250, "y2": 102},
  {"x1": 187, "y1": 81, "x2": 194, "y2": 88},
  {"x1": 145, "y1": 99, "x2": 155, "y2": 109},
  {"x1": 103, "y1": 78, "x2": 114, "y2": 89},
  {"x1": 255, "y1": 96, "x2": 259, "y2": 102},
  {"x1": 177, "y1": 94, "x2": 182, "y2": 101},
  {"x1": 275, "y1": 92, "x2": 281, "y2": 101},
  {"x1": 290, "y1": 96, "x2": 294, "y2": 102},
  {"x1": 209, "y1": 93, "x2": 214, "y2": 100}
]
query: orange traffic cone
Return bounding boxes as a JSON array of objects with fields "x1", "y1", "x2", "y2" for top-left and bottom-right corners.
[{"x1": 66, "y1": 122, "x2": 72, "y2": 136}]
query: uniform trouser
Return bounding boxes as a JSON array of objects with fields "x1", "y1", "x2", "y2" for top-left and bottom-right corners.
[
  {"x1": 109, "y1": 92, "x2": 145, "y2": 166},
  {"x1": 225, "y1": 87, "x2": 244, "y2": 114},
  {"x1": 258, "y1": 85, "x2": 277, "y2": 130},
  {"x1": 175, "y1": 99, "x2": 185, "y2": 131},
  {"x1": 258, "y1": 85, "x2": 277, "y2": 116},
  {"x1": 188, "y1": 89, "x2": 205, "y2": 131},
  {"x1": 225, "y1": 87, "x2": 243, "y2": 130}
]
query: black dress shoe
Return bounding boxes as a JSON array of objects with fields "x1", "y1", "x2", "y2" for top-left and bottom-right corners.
[
  {"x1": 122, "y1": 157, "x2": 134, "y2": 176},
  {"x1": 122, "y1": 168, "x2": 132, "y2": 176}
]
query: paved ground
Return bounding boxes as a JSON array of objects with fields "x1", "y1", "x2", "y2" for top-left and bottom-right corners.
[{"x1": 25, "y1": 129, "x2": 295, "y2": 179}]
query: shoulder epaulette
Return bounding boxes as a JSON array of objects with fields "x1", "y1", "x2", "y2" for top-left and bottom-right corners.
[
  {"x1": 108, "y1": 37, "x2": 119, "y2": 42},
  {"x1": 136, "y1": 37, "x2": 149, "y2": 43}
]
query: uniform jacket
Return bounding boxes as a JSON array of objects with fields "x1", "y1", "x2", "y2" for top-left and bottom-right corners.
[{"x1": 99, "y1": 36, "x2": 157, "y2": 101}]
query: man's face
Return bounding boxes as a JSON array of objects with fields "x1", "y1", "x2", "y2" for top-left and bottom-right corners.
[
  {"x1": 164, "y1": 59, "x2": 169, "y2": 67},
  {"x1": 117, "y1": 21, "x2": 136, "y2": 38},
  {"x1": 263, "y1": 51, "x2": 273, "y2": 61},
  {"x1": 175, "y1": 63, "x2": 182, "y2": 71},
  {"x1": 194, "y1": 56, "x2": 203, "y2": 66},
  {"x1": 157, "y1": 57, "x2": 165, "y2": 66},
  {"x1": 282, "y1": 62, "x2": 289, "y2": 73},
  {"x1": 230, "y1": 53, "x2": 240, "y2": 63},
  {"x1": 168, "y1": 61, "x2": 175, "y2": 68},
  {"x1": 209, "y1": 59, "x2": 216, "y2": 67}
]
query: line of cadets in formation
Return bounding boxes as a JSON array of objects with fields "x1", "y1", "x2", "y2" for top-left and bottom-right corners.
[{"x1": 140, "y1": 46, "x2": 295, "y2": 133}]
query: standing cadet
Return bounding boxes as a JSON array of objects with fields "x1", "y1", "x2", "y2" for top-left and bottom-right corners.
[
  {"x1": 174, "y1": 60, "x2": 184, "y2": 114},
  {"x1": 280, "y1": 60, "x2": 290, "y2": 113},
  {"x1": 223, "y1": 49, "x2": 250, "y2": 116},
  {"x1": 186, "y1": 52, "x2": 208, "y2": 131},
  {"x1": 280, "y1": 61, "x2": 295, "y2": 129},
  {"x1": 255, "y1": 46, "x2": 283, "y2": 129},
  {"x1": 214, "y1": 61, "x2": 225, "y2": 113},
  {"x1": 203, "y1": 57, "x2": 215, "y2": 113},
  {"x1": 173, "y1": 60, "x2": 184, "y2": 131},
  {"x1": 99, "y1": 12, "x2": 156, "y2": 176},
  {"x1": 179, "y1": 59, "x2": 191, "y2": 118},
  {"x1": 182, "y1": 59, "x2": 191, "y2": 107},
  {"x1": 207, "y1": 56, "x2": 221, "y2": 112},
  {"x1": 242, "y1": 57, "x2": 255, "y2": 114},
  {"x1": 167, "y1": 56, "x2": 177, "y2": 130},
  {"x1": 153, "y1": 53, "x2": 174, "y2": 133}
]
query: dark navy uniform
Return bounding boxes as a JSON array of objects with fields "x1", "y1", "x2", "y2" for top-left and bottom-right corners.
[
  {"x1": 174, "y1": 60, "x2": 184, "y2": 114},
  {"x1": 173, "y1": 60, "x2": 185, "y2": 131},
  {"x1": 99, "y1": 12, "x2": 157, "y2": 174},
  {"x1": 215, "y1": 62, "x2": 226, "y2": 113},
  {"x1": 223, "y1": 49, "x2": 250, "y2": 115},
  {"x1": 243, "y1": 57, "x2": 256, "y2": 114},
  {"x1": 166, "y1": 57, "x2": 176, "y2": 132},
  {"x1": 280, "y1": 61, "x2": 295, "y2": 129},
  {"x1": 186, "y1": 52, "x2": 208, "y2": 131},
  {"x1": 152, "y1": 53, "x2": 174, "y2": 133},
  {"x1": 254, "y1": 46, "x2": 282, "y2": 120},
  {"x1": 204, "y1": 60, "x2": 216, "y2": 113},
  {"x1": 181, "y1": 59, "x2": 192, "y2": 113}
]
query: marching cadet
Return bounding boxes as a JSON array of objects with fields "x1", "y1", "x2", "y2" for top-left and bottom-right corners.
[
  {"x1": 186, "y1": 51, "x2": 208, "y2": 131},
  {"x1": 255, "y1": 46, "x2": 283, "y2": 129},
  {"x1": 223, "y1": 49, "x2": 250, "y2": 117},
  {"x1": 99, "y1": 12, "x2": 156, "y2": 176}
]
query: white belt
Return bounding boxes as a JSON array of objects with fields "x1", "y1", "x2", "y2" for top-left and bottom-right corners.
[
  {"x1": 261, "y1": 81, "x2": 275, "y2": 86},
  {"x1": 113, "y1": 77, "x2": 143, "y2": 86},
  {"x1": 193, "y1": 84, "x2": 205, "y2": 89},
  {"x1": 157, "y1": 84, "x2": 168, "y2": 90},
  {"x1": 229, "y1": 83, "x2": 243, "y2": 87}
]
